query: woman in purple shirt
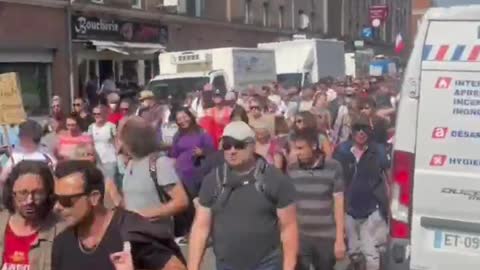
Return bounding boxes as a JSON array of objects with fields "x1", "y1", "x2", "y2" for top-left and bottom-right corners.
[{"x1": 170, "y1": 108, "x2": 214, "y2": 196}]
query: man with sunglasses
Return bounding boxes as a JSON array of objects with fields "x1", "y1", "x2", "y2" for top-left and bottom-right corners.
[
  {"x1": 189, "y1": 121, "x2": 298, "y2": 270},
  {"x1": 333, "y1": 117, "x2": 390, "y2": 270},
  {"x1": 52, "y1": 160, "x2": 186, "y2": 270}
]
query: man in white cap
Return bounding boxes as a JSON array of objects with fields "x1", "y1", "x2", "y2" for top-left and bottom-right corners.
[{"x1": 189, "y1": 121, "x2": 298, "y2": 270}]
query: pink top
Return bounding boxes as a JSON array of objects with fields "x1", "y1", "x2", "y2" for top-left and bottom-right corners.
[{"x1": 57, "y1": 134, "x2": 93, "y2": 160}]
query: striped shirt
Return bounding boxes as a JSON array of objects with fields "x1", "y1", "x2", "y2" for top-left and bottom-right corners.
[{"x1": 288, "y1": 158, "x2": 344, "y2": 238}]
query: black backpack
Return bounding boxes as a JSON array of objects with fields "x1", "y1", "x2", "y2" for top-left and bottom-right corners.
[{"x1": 211, "y1": 157, "x2": 277, "y2": 212}]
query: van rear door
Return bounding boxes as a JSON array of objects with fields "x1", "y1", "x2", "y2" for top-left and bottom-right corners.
[{"x1": 411, "y1": 19, "x2": 480, "y2": 270}]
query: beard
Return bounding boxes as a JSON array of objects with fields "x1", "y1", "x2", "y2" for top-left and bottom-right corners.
[{"x1": 17, "y1": 203, "x2": 45, "y2": 221}]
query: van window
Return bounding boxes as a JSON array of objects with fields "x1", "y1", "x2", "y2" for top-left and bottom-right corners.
[{"x1": 213, "y1": 75, "x2": 227, "y2": 92}]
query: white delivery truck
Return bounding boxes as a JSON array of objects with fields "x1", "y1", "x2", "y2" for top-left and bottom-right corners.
[
  {"x1": 258, "y1": 39, "x2": 345, "y2": 88},
  {"x1": 387, "y1": 5, "x2": 480, "y2": 270},
  {"x1": 147, "y1": 47, "x2": 276, "y2": 99}
]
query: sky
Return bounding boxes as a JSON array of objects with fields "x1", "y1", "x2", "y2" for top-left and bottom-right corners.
[{"x1": 433, "y1": 0, "x2": 480, "y2": 6}]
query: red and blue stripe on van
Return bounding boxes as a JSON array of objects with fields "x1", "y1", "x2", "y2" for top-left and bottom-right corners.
[{"x1": 422, "y1": 44, "x2": 480, "y2": 62}]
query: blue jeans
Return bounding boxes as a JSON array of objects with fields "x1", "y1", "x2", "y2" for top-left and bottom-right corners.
[{"x1": 216, "y1": 249, "x2": 282, "y2": 270}]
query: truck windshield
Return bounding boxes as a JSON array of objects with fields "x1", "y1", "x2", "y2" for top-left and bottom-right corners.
[
  {"x1": 277, "y1": 73, "x2": 302, "y2": 89},
  {"x1": 147, "y1": 77, "x2": 209, "y2": 100}
]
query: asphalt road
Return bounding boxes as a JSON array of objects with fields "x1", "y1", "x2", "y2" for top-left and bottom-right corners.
[{"x1": 180, "y1": 246, "x2": 349, "y2": 270}]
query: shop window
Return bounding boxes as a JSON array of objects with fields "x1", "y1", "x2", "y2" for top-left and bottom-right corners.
[
  {"x1": 132, "y1": 0, "x2": 142, "y2": 9},
  {"x1": 123, "y1": 61, "x2": 139, "y2": 86},
  {"x1": 0, "y1": 63, "x2": 50, "y2": 116}
]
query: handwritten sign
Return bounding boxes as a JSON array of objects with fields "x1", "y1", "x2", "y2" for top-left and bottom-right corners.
[{"x1": 0, "y1": 73, "x2": 26, "y2": 125}]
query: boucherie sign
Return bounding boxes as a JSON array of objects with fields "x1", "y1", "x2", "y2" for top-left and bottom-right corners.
[{"x1": 72, "y1": 15, "x2": 168, "y2": 44}]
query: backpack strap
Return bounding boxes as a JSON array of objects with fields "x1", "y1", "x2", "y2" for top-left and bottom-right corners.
[
  {"x1": 212, "y1": 158, "x2": 276, "y2": 211},
  {"x1": 41, "y1": 153, "x2": 54, "y2": 170},
  {"x1": 148, "y1": 152, "x2": 171, "y2": 203}
]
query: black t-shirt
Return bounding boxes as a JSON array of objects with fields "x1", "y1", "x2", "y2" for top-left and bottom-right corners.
[
  {"x1": 52, "y1": 210, "x2": 176, "y2": 270},
  {"x1": 199, "y1": 163, "x2": 295, "y2": 270}
]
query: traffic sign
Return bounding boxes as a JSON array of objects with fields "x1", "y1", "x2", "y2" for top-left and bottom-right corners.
[{"x1": 362, "y1": 27, "x2": 373, "y2": 39}]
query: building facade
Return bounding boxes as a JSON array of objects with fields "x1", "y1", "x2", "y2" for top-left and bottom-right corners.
[
  {"x1": 0, "y1": 0, "x2": 330, "y2": 111},
  {"x1": 71, "y1": 0, "x2": 325, "y2": 98},
  {"x1": 0, "y1": 0, "x2": 69, "y2": 115},
  {"x1": 341, "y1": 0, "x2": 411, "y2": 52},
  {"x1": 411, "y1": 0, "x2": 431, "y2": 43}
]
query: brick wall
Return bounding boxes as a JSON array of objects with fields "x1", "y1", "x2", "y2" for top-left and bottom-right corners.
[{"x1": 0, "y1": 2, "x2": 69, "y2": 104}]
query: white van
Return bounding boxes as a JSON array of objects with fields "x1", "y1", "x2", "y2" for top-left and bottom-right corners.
[{"x1": 387, "y1": 5, "x2": 480, "y2": 270}]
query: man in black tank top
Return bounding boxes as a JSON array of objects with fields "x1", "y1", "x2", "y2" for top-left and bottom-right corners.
[{"x1": 52, "y1": 160, "x2": 185, "y2": 270}]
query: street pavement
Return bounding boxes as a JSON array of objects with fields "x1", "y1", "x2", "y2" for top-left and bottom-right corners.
[{"x1": 180, "y1": 246, "x2": 349, "y2": 270}]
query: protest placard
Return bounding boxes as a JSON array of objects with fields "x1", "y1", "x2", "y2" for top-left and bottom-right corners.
[{"x1": 0, "y1": 72, "x2": 26, "y2": 125}]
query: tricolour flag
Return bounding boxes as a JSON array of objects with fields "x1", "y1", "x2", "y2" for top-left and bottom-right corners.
[{"x1": 395, "y1": 33, "x2": 405, "y2": 54}]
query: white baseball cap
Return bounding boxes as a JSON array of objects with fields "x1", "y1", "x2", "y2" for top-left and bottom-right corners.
[{"x1": 222, "y1": 121, "x2": 255, "y2": 141}]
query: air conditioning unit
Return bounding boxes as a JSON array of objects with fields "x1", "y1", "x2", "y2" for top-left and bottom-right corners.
[
  {"x1": 171, "y1": 52, "x2": 212, "y2": 64},
  {"x1": 161, "y1": 0, "x2": 187, "y2": 14}
]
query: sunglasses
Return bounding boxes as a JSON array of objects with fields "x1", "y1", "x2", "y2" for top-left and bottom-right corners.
[
  {"x1": 250, "y1": 106, "x2": 260, "y2": 111},
  {"x1": 54, "y1": 192, "x2": 88, "y2": 208},
  {"x1": 352, "y1": 125, "x2": 371, "y2": 134},
  {"x1": 93, "y1": 112, "x2": 101, "y2": 116},
  {"x1": 222, "y1": 138, "x2": 249, "y2": 150}
]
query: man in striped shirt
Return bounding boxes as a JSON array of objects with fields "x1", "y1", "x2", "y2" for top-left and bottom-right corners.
[{"x1": 288, "y1": 130, "x2": 346, "y2": 270}]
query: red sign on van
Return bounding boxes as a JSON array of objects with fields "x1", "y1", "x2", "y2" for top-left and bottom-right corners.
[
  {"x1": 430, "y1": 155, "x2": 447, "y2": 166},
  {"x1": 432, "y1": 127, "x2": 448, "y2": 139},
  {"x1": 435, "y1": 77, "x2": 452, "y2": 89}
]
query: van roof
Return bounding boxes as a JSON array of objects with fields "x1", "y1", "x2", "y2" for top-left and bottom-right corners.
[{"x1": 424, "y1": 5, "x2": 480, "y2": 20}]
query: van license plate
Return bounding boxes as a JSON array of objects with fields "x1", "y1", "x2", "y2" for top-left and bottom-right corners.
[{"x1": 434, "y1": 231, "x2": 480, "y2": 251}]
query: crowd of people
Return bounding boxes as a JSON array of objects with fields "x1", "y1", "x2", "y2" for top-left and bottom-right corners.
[{"x1": 0, "y1": 75, "x2": 399, "y2": 270}]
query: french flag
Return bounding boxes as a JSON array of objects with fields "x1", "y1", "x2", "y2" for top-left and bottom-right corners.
[{"x1": 395, "y1": 33, "x2": 405, "y2": 54}]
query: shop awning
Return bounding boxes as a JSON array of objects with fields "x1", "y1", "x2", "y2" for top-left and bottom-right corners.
[{"x1": 90, "y1": 40, "x2": 165, "y2": 55}]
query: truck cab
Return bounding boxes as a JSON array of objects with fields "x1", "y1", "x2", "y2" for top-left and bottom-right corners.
[
  {"x1": 147, "y1": 48, "x2": 276, "y2": 99},
  {"x1": 147, "y1": 70, "x2": 227, "y2": 100}
]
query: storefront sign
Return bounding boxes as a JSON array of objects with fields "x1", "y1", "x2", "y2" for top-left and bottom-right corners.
[
  {"x1": 0, "y1": 73, "x2": 26, "y2": 125},
  {"x1": 72, "y1": 15, "x2": 168, "y2": 45}
]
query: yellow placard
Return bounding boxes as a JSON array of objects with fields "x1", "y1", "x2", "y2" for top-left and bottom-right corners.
[{"x1": 0, "y1": 73, "x2": 26, "y2": 125}]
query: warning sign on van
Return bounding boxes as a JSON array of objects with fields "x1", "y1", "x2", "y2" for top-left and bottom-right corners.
[
  {"x1": 431, "y1": 128, "x2": 480, "y2": 139},
  {"x1": 430, "y1": 155, "x2": 447, "y2": 166},
  {"x1": 429, "y1": 155, "x2": 480, "y2": 168},
  {"x1": 432, "y1": 127, "x2": 448, "y2": 139},
  {"x1": 435, "y1": 77, "x2": 452, "y2": 89}
]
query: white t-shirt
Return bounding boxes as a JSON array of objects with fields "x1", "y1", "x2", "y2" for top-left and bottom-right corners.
[
  {"x1": 1, "y1": 150, "x2": 56, "y2": 182},
  {"x1": 88, "y1": 122, "x2": 117, "y2": 164}
]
